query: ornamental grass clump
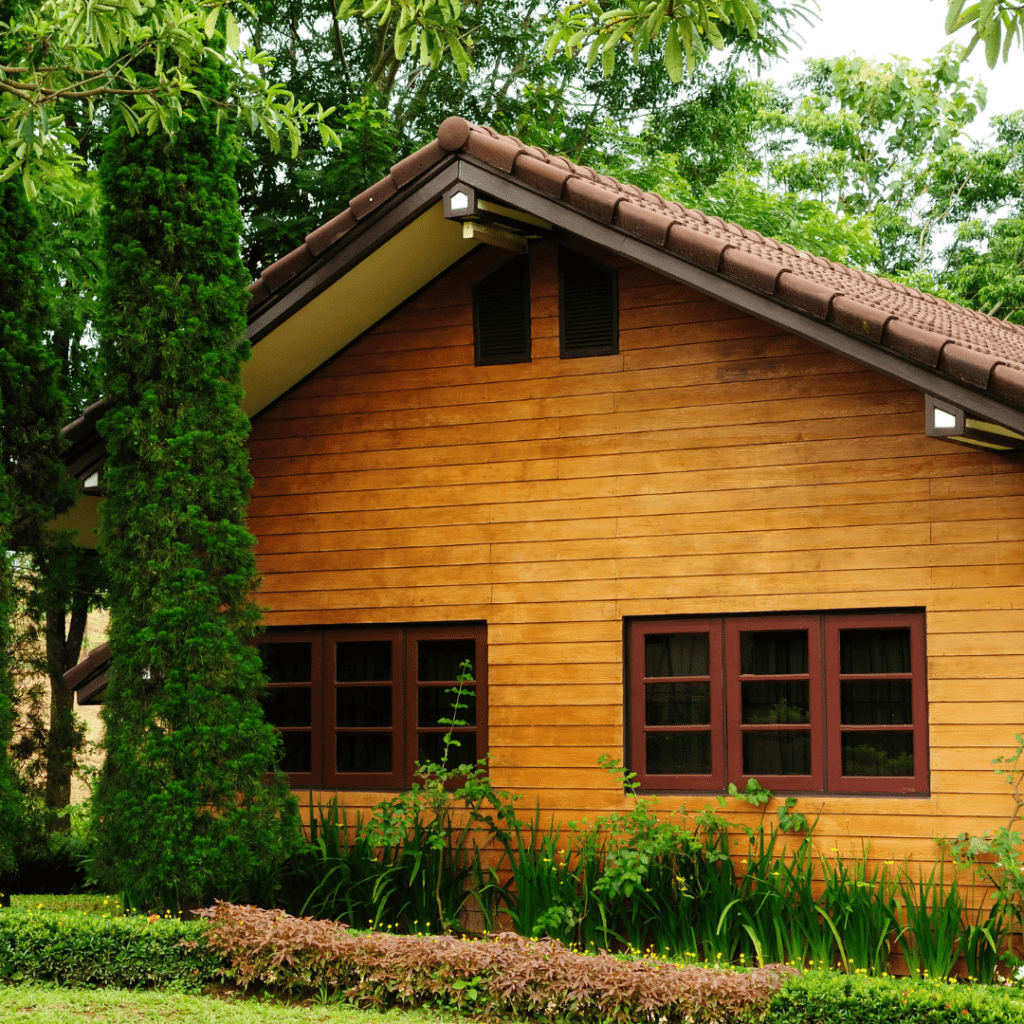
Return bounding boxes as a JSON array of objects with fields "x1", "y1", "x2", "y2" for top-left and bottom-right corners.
[{"x1": 197, "y1": 902, "x2": 794, "y2": 1023}]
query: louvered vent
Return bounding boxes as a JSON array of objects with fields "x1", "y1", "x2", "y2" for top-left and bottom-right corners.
[
  {"x1": 473, "y1": 256, "x2": 531, "y2": 365},
  {"x1": 559, "y1": 248, "x2": 618, "y2": 358}
]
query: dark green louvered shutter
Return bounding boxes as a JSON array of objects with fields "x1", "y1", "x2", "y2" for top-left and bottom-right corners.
[
  {"x1": 559, "y1": 247, "x2": 618, "y2": 358},
  {"x1": 473, "y1": 255, "x2": 531, "y2": 365}
]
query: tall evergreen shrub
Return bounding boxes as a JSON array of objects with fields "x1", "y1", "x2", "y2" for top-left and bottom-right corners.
[
  {"x1": 0, "y1": 168, "x2": 74, "y2": 883},
  {"x1": 92, "y1": 63, "x2": 298, "y2": 908}
]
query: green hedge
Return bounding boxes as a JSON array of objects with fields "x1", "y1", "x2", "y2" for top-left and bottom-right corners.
[
  {"x1": 772, "y1": 970, "x2": 1024, "y2": 1023},
  {"x1": 0, "y1": 909, "x2": 221, "y2": 990}
]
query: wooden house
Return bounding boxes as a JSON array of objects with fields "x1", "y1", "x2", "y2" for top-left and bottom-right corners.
[{"x1": 62, "y1": 116, "x2": 1024, "y2": 867}]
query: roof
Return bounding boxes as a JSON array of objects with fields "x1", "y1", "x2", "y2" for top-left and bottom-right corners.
[
  {"x1": 250, "y1": 115, "x2": 1024, "y2": 423},
  {"x1": 63, "y1": 117, "x2": 1024, "y2": 697},
  {"x1": 64, "y1": 641, "x2": 111, "y2": 705}
]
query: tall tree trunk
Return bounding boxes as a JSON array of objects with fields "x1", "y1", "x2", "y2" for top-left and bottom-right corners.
[{"x1": 43, "y1": 572, "x2": 89, "y2": 832}]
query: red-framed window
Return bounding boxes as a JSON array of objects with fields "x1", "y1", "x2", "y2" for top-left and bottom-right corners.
[
  {"x1": 628, "y1": 612, "x2": 927, "y2": 794},
  {"x1": 256, "y1": 623, "x2": 487, "y2": 789}
]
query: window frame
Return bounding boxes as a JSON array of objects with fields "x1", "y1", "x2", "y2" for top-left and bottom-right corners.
[
  {"x1": 257, "y1": 623, "x2": 488, "y2": 789},
  {"x1": 824, "y1": 613, "x2": 927, "y2": 794},
  {"x1": 627, "y1": 611, "x2": 927, "y2": 795}
]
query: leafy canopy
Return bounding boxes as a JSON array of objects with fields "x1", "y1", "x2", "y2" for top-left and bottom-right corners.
[{"x1": 0, "y1": 0, "x2": 340, "y2": 196}]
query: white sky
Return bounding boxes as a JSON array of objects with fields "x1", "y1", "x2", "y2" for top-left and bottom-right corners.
[{"x1": 761, "y1": 0, "x2": 1022, "y2": 139}]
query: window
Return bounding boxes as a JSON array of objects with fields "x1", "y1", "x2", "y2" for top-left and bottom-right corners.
[
  {"x1": 473, "y1": 256, "x2": 531, "y2": 365},
  {"x1": 257, "y1": 623, "x2": 487, "y2": 788},
  {"x1": 559, "y1": 247, "x2": 618, "y2": 358},
  {"x1": 628, "y1": 612, "x2": 926, "y2": 794}
]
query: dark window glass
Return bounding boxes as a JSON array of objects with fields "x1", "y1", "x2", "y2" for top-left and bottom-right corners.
[
  {"x1": 279, "y1": 733, "x2": 312, "y2": 774},
  {"x1": 263, "y1": 686, "x2": 312, "y2": 728},
  {"x1": 645, "y1": 683, "x2": 710, "y2": 725},
  {"x1": 337, "y1": 686, "x2": 392, "y2": 728},
  {"x1": 742, "y1": 731, "x2": 811, "y2": 776},
  {"x1": 841, "y1": 679, "x2": 913, "y2": 725},
  {"x1": 560, "y1": 248, "x2": 618, "y2": 357},
  {"x1": 841, "y1": 732, "x2": 914, "y2": 776},
  {"x1": 840, "y1": 628, "x2": 912, "y2": 674},
  {"x1": 418, "y1": 639, "x2": 475, "y2": 682},
  {"x1": 337, "y1": 733, "x2": 392, "y2": 773},
  {"x1": 646, "y1": 732, "x2": 712, "y2": 775},
  {"x1": 418, "y1": 686, "x2": 476, "y2": 727},
  {"x1": 260, "y1": 642, "x2": 312, "y2": 683},
  {"x1": 418, "y1": 732, "x2": 477, "y2": 767},
  {"x1": 741, "y1": 679, "x2": 810, "y2": 724},
  {"x1": 740, "y1": 630, "x2": 808, "y2": 675},
  {"x1": 336, "y1": 640, "x2": 391, "y2": 682},
  {"x1": 474, "y1": 256, "x2": 531, "y2": 365},
  {"x1": 644, "y1": 633, "x2": 709, "y2": 677}
]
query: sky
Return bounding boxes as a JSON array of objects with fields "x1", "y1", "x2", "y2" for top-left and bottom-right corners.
[{"x1": 760, "y1": 0, "x2": 1021, "y2": 138}]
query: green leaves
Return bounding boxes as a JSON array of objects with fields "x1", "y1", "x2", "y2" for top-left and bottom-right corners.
[
  {"x1": 339, "y1": 0, "x2": 474, "y2": 78},
  {"x1": 945, "y1": 0, "x2": 1024, "y2": 67},
  {"x1": 0, "y1": 1, "x2": 340, "y2": 196},
  {"x1": 546, "y1": 0, "x2": 799, "y2": 79}
]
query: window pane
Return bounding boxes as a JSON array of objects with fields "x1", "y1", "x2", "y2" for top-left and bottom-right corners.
[
  {"x1": 840, "y1": 628, "x2": 911, "y2": 674},
  {"x1": 336, "y1": 640, "x2": 391, "y2": 682},
  {"x1": 742, "y1": 730, "x2": 811, "y2": 776},
  {"x1": 646, "y1": 732, "x2": 712, "y2": 775},
  {"x1": 418, "y1": 639, "x2": 475, "y2": 682},
  {"x1": 336, "y1": 733, "x2": 392, "y2": 774},
  {"x1": 740, "y1": 631, "x2": 808, "y2": 675},
  {"x1": 645, "y1": 683, "x2": 710, "y2": 725},
  {"x1": 741, "y1": 679, "x2": 809, "y2": 725},
  {"x1": 841, "y1": 679, "x2": 913, "y2": 725},
  {"x1": 263, "y1": 686, "x2": 311, "y2": 728},
  {"x1": 418, "y1": 686, "x2": 476, "y2": 727},
  {"x1": 418, "y1": 732, "x2": 477, "y2": 767},
  {"x1": 644, "y1": 633, "x2": 709, "y2": 678},
  {"x1": 260, "y1": 642, "x2": 311, "y2": 682},
  {"x1": 337, "y1": 686, "x2": 392, "y2": 728},
  {"x1": 841, "y1": 732, "x2": 914, "y2": 776},
  {"x1": 279, "y1": 733, "x2": 312, "y2": 774}
]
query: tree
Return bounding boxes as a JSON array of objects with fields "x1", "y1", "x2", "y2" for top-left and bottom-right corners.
[
  {"x1": 90, "y1": 55, "x2": 298, "y2": 909},
  {"x1": 0, "y1": 166, "x2": 77, "y2": 879}
]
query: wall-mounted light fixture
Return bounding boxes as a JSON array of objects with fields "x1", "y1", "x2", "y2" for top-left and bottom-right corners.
[
  {"x1": 925, "y1": 395, "x2": 1024, "y2": 453},
  {"x1": 442, "y1": 184, "x2": 550, "y2": 254}
]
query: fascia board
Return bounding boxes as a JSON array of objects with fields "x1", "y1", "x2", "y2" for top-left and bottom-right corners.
[{"x1": 242, "y1": 160, "x2": 475, "y2": 417}]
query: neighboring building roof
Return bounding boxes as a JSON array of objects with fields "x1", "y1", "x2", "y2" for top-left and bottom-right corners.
[{"x1": 64, "y1": 641, "x2": 111, "y2": 706}]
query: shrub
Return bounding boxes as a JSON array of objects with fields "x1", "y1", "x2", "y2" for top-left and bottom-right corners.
[
  {"x1": 770, "y1": 969, "x2": 1024, "y2": 1023},
  {"x1": 0, "y1": 907, "x2": 220, "y2": 989},
  {"x1": 198, "y1": 902, "x2": 792, "y2": 1023}
]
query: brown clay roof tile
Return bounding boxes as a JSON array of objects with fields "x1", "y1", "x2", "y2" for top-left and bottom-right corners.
[{"x1": 245, "y1": 118, "x2": 1024, "y2": 417}]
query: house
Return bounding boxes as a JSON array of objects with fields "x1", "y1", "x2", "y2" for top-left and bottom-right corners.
[{"x1": 61, "y1": 116, "x2": 1024, "y2": 867}]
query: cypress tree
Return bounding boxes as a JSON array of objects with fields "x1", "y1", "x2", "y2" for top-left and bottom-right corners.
[{"x1": 92, "y1": 62, "x2": 297, "y2": 909}]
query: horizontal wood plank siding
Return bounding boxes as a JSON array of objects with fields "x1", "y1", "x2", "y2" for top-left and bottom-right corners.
[{"x1": 248, "y1": 239, "x2": 1024, "y2": 861}]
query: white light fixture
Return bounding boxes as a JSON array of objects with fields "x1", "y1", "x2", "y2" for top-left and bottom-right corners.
[{"x1": 925, "y1": 395, "x2": 1024, "y2": 453}]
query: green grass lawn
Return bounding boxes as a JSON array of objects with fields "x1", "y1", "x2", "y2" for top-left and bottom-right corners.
[{"x1": 0, "y1": 985, "x2": 478, "y2": 1023}]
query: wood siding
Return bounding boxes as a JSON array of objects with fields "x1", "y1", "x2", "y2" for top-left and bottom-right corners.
[{"x1": 247, "y1": 239, "x2": 1024, "y2": 865}]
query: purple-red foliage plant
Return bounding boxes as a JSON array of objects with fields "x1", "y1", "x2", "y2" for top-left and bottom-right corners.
[{"x1": 196, "y1": 902, "x2": 794, "y2": 1023}]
